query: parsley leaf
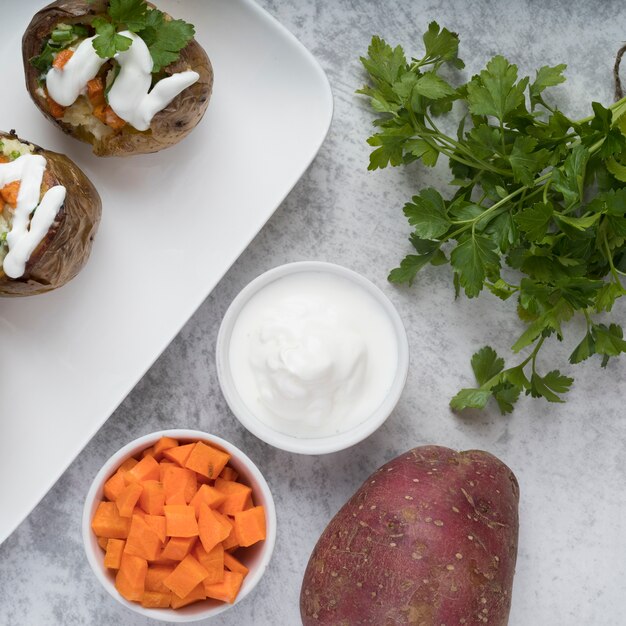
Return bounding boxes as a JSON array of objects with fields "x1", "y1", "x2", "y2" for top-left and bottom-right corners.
[
  {"x1": 471, "y1": 346, "x2": 504, "y2": 385},
  {"x1": 109, "y1": 0, "x2": 148, "y2": 31},
  {"x1": 92, "y1": 17, "x2": 133, "y2": 59},
  {"x1": 402, "y1": 188, "x2": 450, "y2": 239},
  {"x1": 450, "y1": 234, "x2": 500, "y2": 298}
]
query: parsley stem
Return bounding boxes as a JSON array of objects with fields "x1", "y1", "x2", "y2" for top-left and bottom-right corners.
[{"x1": 603, "y1": 232, "x2": 624, "y2": 289}]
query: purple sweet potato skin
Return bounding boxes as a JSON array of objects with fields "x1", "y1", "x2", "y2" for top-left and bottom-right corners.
[{"x1": 300, "y1": 446, "x2": 519, "y2": 626}]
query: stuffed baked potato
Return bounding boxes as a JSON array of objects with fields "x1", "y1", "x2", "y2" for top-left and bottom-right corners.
[
  {"x1": 0, "y1": 131, "x2": 101, "y2": 296},
  {"x1": 22, "y1": 0, "x2": 213, "y2": 157}
]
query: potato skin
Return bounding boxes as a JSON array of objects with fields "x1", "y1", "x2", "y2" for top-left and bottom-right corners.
[
  {"x1": 0, "y1": 131, "x2": 101, "y2": 296},
  {"x1": 300, "y1": 446, "x2": 519, "y2": 626},
  {"x1": 22, "y1": 0, "x2": 214, "y2": 157}
]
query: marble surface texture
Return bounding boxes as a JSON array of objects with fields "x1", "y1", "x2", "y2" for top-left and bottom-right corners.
[{"x1": 2, "y1": 1, "x2": 626, "y2": 624}]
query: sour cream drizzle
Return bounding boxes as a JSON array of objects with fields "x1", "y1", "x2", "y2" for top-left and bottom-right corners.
[
  {"x1": 0, "y1": 155, "x2": 66, "y2": 278},
  {"x1": 46, "y1": 32, "x2": 200, "y2": 131}
]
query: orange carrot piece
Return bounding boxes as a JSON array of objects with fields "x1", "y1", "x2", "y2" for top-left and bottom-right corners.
[
  {"x1": 124, "y1": 514, "x2": 162, "y2": 561},
  {"x1": 52, "y1": 49, "x2": 74, "y2": 70},
  {"x1": 104, "y1": 538, "x2": 126, "y2": 570},
  {"x1": 141, "y1": 591, "x2": 171, "y2": 608},
  {"x1": 164, "y1": 505, "x2": 199, "y2": 537},
  {"x1": 198, "y1": 504, "x2": 230, "y2": 553},
  {"x1": 162, "y1": 466, "x2": 197, "y2": 504},
  {"x1": 219, "y1": 466, "x2": 239, "y2": 482},
  {"x1": 138, "y1": 480, "x2": 165, "y2": 515},
  {"x1": 46, "y1": 94, "x2": 66, "y2": 118},
  {"x1": 0, "y1": 181, "x2": 20, "y2": 207},
  {"x1": 145, "y1": 564, "x2": 175, "y2": 593},
  {"x1": 103, "y1": 470, "x2": 127, "y2": 502},
  {"x1": 169, "y1": 582, "x2": 206, "y2": 609},
  {"x1": 194, "y1": 543, "x2": 224, "y2": 585},
  {"x1": 243, "y1": 494, "x2": 254, "y2": 510},
  {"x1": 119, "y1": 457, "x2": 139, "y2": 472},
  {"x1": 189, "y1": 484, "x2": 227, "y2": 517},
  {"x1": 92, "y1": 501, "x2": 132, "y2": 539},
  {"x1": 86, "y1": 77, "x2": 104, "y2": 105},
  {"x1": 163, "y1": 443, "x2": 195, "y2": 468},
  {"x1": 141, "y1": 446, "x2": 155, "y2": 459},
  {"x1": 93, "y1": 104, "x2": 126, "y2": 130},
  {"x1": 126, "y1": 455, "x2": 160, "y2": 484},
  {"x1": 234, "y1": 506, "x2": 266, "y2": 547},
  {"x1": 164, "y1": 554, "x2": 209, "y2": 599},
  {"x1": 153, "y1": 437, "x2": 178, "y2": 460},
  {"x1": 203, "y1": 570, "x2": 244, "y2": 604},
  {"x1": 223, "y1": 552, "x2": 249, "y2": 577},
  {"x1": 216, "y1": 482, "x2": 252, "y2": 516},
  {"x1": 159, "y1": 536, "x2": 197, "y2": 561},
  {"x1": 97, "y1": 537, "x2": 109, "y2": 551},
  {"x1": 115, "y1": 553, "x2": 147, "y2": 602},
  {"x1": 144, "y1": 514, "x2": 167, "y2": 543},
  {"x1": 221, "y1": 516, "x2": 239, "y2": 551},
  {"x1": 116, "y1": 482, "x2": 143, "y2": 518},
  {"x1": 185, "y1": 442, "x2": 231, "y2": 479}
]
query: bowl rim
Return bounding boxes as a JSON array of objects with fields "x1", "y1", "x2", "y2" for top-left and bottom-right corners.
[
  {"x1": 81, "y1": 429, "x2": 277, "y2": 622},
  {"x1": 216, "y1": 261, "x2": 409, "y2": 455}
]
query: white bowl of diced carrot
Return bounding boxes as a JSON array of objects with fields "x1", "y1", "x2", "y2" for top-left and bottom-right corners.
[{"x1": 82, "y1": 429, "x2": 276, "y2": 622}]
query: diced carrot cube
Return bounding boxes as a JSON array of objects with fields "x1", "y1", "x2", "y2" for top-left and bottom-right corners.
[
  {"x1": 215, "y1": 478, "x2": 252, "y2": 516},
  {"x1": 1, "y1": 181, "x2": 20, "y2": 207},
  {"x1": 194, "y1": 543, "x2": 224, "y2": 585},
  {"x1": 169, "y1": 582, "x2": 206, "y2": 609},
  {"x1": 234, "y1": 506, "x2": 266, "y2": 547},
  {"x1": 97, "y1": 536, "x2": 109, "y2": 551},
  {"x1": 162, "y1": 466, "x2": 197, "y2": 504},
  {"x1": 86, "y1": 77, "x2": 104, "y2": 107},
  {"x1": 189, "y1": 484, "x2": 227, "y2": 518},
  {"x1": 185, "y1": 442, "x2": 231, "y2": 479},
  {"x1": 141, "y1": 446, "x2": 155, "y2": 459},
  {"x1": 126, "y1": 455, "x2": 160, "y2": 483},
  {"x1": 144, "y1": 514, "x2": 167, "y2": 543},
  {"x1": 223, "y1": 552, "x2": 249, "y2": 577},
  {"x1": 104, "y1": 538, "x2": 126, "y2": 570},
  {"x1": 219, "y1": 466, "x2": 239, "y2": 482},
  {"x1": 138, "y1": 480, "x2": 165, "y2": 515},
  {"x1": 164, "y1": 505, "x2": 199, "y2": 538},
  {"x1": 203, "y1": 570, "x2": 244, "y2": 604},
  {"x1": 221, "y1": 517, "x2": 239, "y2": 551},
  {"x1": 91, "y1": 501, "x2": 131, "y2": 539},
  {"x1": 116, "y1": 482, "x2": 143, "y2": 518},
  {"x1": 145, "y1": 564, "x2": 175, "y2": 593},
  {"x1": 103, "y1": 470, "x2": 126, "y2": 502},
  {"x1": 159, "y1": 536, "x2": 197, "y2": 561},
  {"x1": 141, "y1": 591, "x2": 171, "y2": 608},
  {"x1": 115, "y1": 553, "x2": 147, "y2": 602},
  {"x1": 118, "y1": 457, "x2": 139, "y2": 472},
  {"x1": 124, "y1": 514, "x2": 162, "y2": 561},
  {"x1": 198, "y1": 504, "x2": 230, "y2": 553},
  {"x1": 153, "y1": 436, "x2": 179, "y2": 460},
  {"x1": 163, "y1": 443, "x2": 195, "y2": 468},
  {"x1": 52, "y1": 49, "x2": 74, "y2": 70},
  {"x1": 164, "y1": 555, "x2": 209, "y2": 599}
]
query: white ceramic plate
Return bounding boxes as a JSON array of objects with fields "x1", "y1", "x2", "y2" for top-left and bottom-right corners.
[{"x1": 0, "y1": 0, "x2": 332, "y2": 544}]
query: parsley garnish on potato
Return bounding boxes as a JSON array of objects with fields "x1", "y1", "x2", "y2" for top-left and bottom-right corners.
[{"x1": 359, "y1": 22, "x2": 626, "y2": 413}]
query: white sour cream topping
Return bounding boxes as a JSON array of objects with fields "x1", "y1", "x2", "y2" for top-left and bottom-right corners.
[
  {"x1": 0, "y1": 155, "x2": 66, "y2": 278},
  {"x1": 228, "y1": 272, "x2": 399, "y2": 438},
  {"x1": 46, "y1": 32, "x2": 200, "y2": 131}
]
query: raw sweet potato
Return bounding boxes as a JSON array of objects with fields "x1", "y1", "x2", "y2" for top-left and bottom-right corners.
[{"x1": 300, "y1": 445, "x2": 519, "y2": 626}]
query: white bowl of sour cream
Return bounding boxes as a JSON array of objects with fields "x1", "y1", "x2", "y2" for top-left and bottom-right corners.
[{"x1": 216, "y1": 262, "x2": 409, "y2": 454}]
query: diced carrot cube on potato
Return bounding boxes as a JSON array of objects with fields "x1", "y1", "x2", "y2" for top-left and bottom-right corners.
[
  {"x1": 145, "y1": 564, "x2": 175, "y2": 593},
  {"x1": 138, "y1": 480, "x2": 165, "y2": 515},
  {"x1": 234, "y1": 506, "x2": 266, "y2": 547},
  {"x1": 185, "y1": 442, "x2": 230, "y2": 479},
  {"x1": 194, "y1": 543, "x2": 225, "y2": 585},
  {"x1": 164, "y1": 554, "x2": 210, "y2": 599},
  {"x1": 164, "y1": 505, "x2": 199, "y2": 537},
  {"x1": 223, "y1": 552, "x2": 249, "y2": 577},
  {"x1": 203, "y1": 570, "x2": 244, "y2": 604},
  {"x1": 163, "y1": 443, "x2": 195, "y2": 468},
  {"x1": 92, "y1": 501, "x2": 132, "y2": 539},
  {"x1": 116, "y1": 482, "x2": 144, "y2": 518},
  {"x1": 169, "y1": 582, "x2": 206, "y2": 609},
  {"x1": 104, "y1": 538, "x2": 126, "y2": 570},
  {"x1": 115, "y1": 553, "x2": 147, "y2": 602}
]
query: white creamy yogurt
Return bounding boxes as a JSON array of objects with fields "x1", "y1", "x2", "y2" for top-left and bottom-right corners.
[
  {"x1": 46, "y1": 32, "x2": 200, "y2": 131},
  {"x1": 228, "y1": 271, "x2": 399, "y2": 438}
]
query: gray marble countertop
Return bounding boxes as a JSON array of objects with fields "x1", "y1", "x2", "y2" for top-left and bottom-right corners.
[{"x1": 2, "y1": 1, "x2": 626, "y2": 624}]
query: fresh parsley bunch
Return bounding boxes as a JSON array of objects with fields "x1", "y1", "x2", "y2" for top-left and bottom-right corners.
[
  {"x1": 359, "y1": 22, "x2": 626, "y2": 413},
  {"x1": 92, "y1": 0, "x2": 195, "y2": 72}
]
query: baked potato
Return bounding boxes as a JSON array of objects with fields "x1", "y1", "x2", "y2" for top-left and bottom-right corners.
[
  {"x1": 0, "y1": 130, "x2": 101, "y2": 296},
  {"x1": 22, "y1": 0, "x2": 214, "y2": 157}
]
